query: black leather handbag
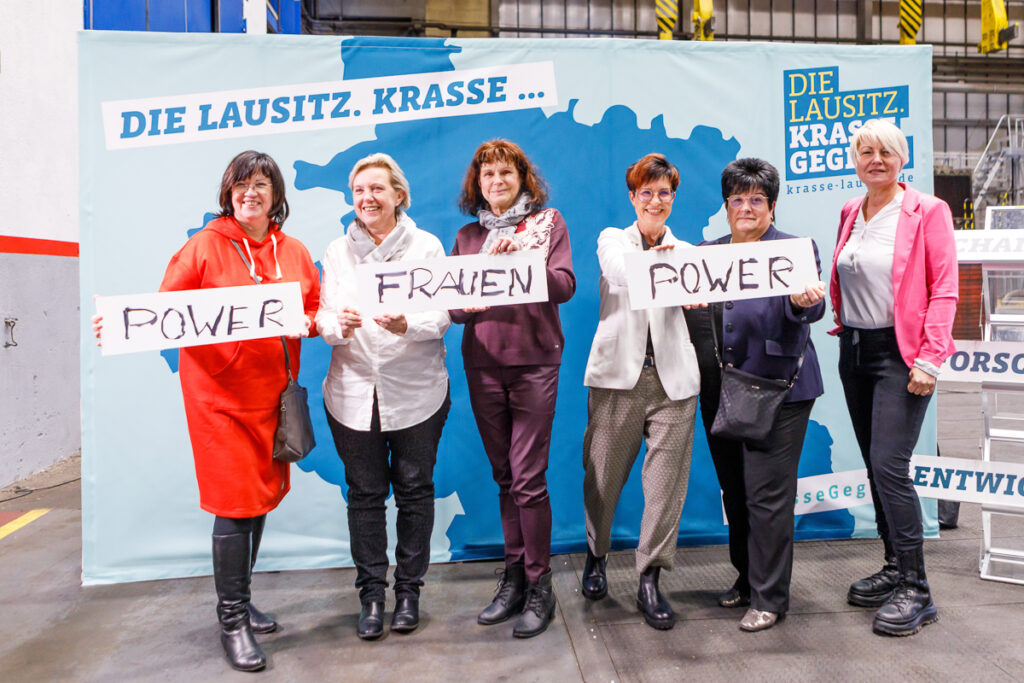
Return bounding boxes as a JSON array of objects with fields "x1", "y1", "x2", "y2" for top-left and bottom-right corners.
[
  {"x1": 272, "y1": 340, "x2": 316, "y2": 463},
  {"x1": 709, "y1": 308, "x2": 807, "y2": 444},
  {"x1": 231, "y1": 240, "x2": 316, "y2": 463}
]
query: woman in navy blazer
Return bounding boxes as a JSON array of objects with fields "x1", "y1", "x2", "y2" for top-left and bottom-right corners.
[{"x1": 683, "y1": 158, "x2": 826, "y2": 632}]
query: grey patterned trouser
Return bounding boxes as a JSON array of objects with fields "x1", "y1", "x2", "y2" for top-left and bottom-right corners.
[{"x1": 582, "y1": 366, "x2": 698, "y2": 573}]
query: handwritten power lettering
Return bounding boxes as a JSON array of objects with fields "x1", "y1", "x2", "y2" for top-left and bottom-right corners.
[
  {"x1": 648, "y1": 255, "x2": 795, "y2": 299},
  {"x1": 355, "y1": 251, "x2": 549, "y2": 315},
  {"x1": 625, "y1": 238, "x2": 819, "y2": 310},
  {"x1": 95, "y1": 282, "x2": 306, "y2": 355},
  {"x1": 121, "y1": 299, "x2": 284, "y2": 340}
]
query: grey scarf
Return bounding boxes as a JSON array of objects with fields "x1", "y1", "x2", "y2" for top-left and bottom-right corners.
[
  {"x1": 347, "y1": 211, "x2": 415, "y2": 263},
  {"x1": 478, "y1": 193, "x2": 533, "y2": 254}
]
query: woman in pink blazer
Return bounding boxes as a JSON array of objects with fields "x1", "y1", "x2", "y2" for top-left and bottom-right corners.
[{"x1": 829, "y1": 119, "x2": 958, "y2": 637}]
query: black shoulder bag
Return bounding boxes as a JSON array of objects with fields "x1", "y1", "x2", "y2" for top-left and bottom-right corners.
[
  {"x1": 709, "y1": 305, "x2": 808, "y2": 444},
  {"x1": 231, "y1": 240, "x2": 316, "y2": 463}
]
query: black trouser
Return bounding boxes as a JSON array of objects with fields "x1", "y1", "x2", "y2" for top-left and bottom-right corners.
[
  {"x1": 325, "y1": 390, "x2": 450, "y2": 603},
  {"x1": 700, "y1": 398, "x2": 814, "y2": 614},
  {"x1": 839, "y1": 327, "x2": 931, "y2": 553},
  {"x1": 699, "y1": 409, "x2": 750, "y2": 594}
]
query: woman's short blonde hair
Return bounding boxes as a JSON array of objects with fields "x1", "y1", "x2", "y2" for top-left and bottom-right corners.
[
  {"x1": 849, "y1": 119, "x2": 910, "y2": 167},
  {"x1": 348, "y1": 152, "x2": 412, "y2": 211}
]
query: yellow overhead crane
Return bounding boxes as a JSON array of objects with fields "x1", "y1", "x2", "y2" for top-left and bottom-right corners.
[
  {"x1": 692, "y1": 0, "x2": 715, "y2": 41},
  {"x1": 899, "y1": 0, "x2": 1017, "y2": 53},
  {"x1": 655, "y1": 0, "x2": 714, "y2": 41},
  {"x1": 979, "y1": 0, "x2": 1019, "y2": 53}
]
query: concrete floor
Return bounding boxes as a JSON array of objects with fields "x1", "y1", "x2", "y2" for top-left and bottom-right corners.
[{"x1": 2, "y1": 384, "x2": 1024, "y2": 682}]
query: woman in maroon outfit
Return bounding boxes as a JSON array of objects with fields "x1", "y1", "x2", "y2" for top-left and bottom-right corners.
[{"x1": 450, "y1": 140, "x2": 576, "y2": 638}]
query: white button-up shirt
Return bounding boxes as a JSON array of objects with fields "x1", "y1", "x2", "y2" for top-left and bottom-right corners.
[
  {"x1": 316, "y1": 223, "x2": 450, "y2": 432},
  {"x1": 835, "y1": 193, "x2": 903, "y2": 329}
]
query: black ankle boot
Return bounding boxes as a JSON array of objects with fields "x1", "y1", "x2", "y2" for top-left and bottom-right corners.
[
  {"x1": 513, "y1": 570, "x2": 556, "y2": 638},
  {"x1": 212, "y1": 533, "x2": 266, "y2": 672},
  {"x1": 248, "y1": 516, "x2": 277, "y2": 634},
  {"x1": 848, "y1": 554, "x2": 899, "y2": 607},
  {"x1": 873, "y1": 547, "x2": 938, "y2": 637},
  {"x1": 478, "y1": 564, "x2": 527, "y2": 625},
  {"x1": 581, "y1": 550, "x2": 608, "y2": 601},
  {"x1": 636, "y1": 566, "x2": 675, "y2": 630},
  {"x1": 358, "y1": 601, "x2": 385, "y2": 640},
  {"x1": 391, "y1": 597, "x2": 419, "y2": 634}
]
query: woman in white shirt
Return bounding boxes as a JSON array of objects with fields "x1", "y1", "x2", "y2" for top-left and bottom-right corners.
[
  {"x1": 579, "y1": 153, "x2": 700, "y2": 630},
  {"x1": 316, "y1": 153, "x2": 451, "y2": 641},
  {"x1": 830, "y1": 119, "x2": 958, "y2": 637}
]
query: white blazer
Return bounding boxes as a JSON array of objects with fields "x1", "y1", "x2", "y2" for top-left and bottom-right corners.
[{"x1": 583, "y1": 223, "x2": 700, "y2": 400}]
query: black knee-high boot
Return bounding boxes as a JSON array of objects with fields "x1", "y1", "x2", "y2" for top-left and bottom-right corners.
[
  {"x1": 247, "y1": 516, "x2": 277, "y2": 634},
  {"x1": 213, "y1": 532, "x2": 266, "y2": 672}
]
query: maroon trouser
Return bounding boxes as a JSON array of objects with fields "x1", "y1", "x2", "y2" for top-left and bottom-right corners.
[{"x1": 465, "y1": 364, "x2": 559, "y2": 584}]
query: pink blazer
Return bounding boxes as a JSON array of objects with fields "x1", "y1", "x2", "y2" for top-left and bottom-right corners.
[{"x1": 829, "y1": 184, "x2": 959, "y2": 369}]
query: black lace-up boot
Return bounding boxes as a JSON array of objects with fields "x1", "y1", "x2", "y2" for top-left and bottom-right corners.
[
  {"x1": 478, "y1": 564, "x2": 527, "y2": 625},
  {"x1": 513, "y1": 570, "x2": 556, "y2": 638},
  {"x1": 872, "y1": 547, "x2": 938, "y2": 636}
]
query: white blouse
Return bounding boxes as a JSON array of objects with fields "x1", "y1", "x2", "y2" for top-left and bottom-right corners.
[
  {"x1": 316, "y1": 224, "x2": 451, "y2": 432},
  {"x1": 835, "y1": 192, "x2": 903, "y2": 330}
]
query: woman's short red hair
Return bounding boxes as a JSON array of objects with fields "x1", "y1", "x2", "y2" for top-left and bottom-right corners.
[{"x1": 625, "y1": 153, "x2": 680, "y2": 193}]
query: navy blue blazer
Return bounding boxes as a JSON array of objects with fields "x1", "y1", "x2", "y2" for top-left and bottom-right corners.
[{"x1": 689, "y1": 224, "x2": 825, "y2": 403}]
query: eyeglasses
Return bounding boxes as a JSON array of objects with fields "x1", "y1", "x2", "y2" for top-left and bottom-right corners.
[
  {"x1": 636, "y1": 188, "x2": 675, "y2": 203},
  {"x1": 232, "y1": 180, "x2": 272, "y2": 194},
  {"x1": 727, "y1": 194, "x2": 769, "y2": 210}
]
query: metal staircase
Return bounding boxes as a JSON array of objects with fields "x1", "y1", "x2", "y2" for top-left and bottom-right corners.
[{"x1": 973, "y1": 115, "x2": 1024, "y2": 228}]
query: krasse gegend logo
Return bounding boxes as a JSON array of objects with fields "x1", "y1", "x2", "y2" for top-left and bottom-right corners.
[{"x1": 784, "y1": 66, "x2": 914, "y2": 189}]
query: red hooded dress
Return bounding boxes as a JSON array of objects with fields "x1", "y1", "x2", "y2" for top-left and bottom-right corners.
[{"x1": 159, "y1": 216, "x2": 321, "y2": 518}]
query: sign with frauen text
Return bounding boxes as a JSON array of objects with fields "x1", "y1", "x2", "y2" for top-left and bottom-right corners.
[
  {"x1": 95, "y1": 283, "x2": 306, "y2": 355},
  {"x1": 355, "y1": 250, "x2": 548, "y2": 315},
  {"x1": 624, "y1": 238, "x2": 818, "y2": 309}
]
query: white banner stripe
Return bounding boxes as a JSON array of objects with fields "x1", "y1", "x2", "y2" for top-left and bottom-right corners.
[{"x1": 101, "y1": 62, "x2": 558, "y2": 150}]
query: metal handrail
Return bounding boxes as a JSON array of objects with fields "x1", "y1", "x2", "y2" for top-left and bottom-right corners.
[{"x1": 974, "y1": 114, "x2": 1011, "y2": 182}]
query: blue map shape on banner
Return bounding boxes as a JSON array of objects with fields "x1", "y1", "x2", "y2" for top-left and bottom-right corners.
[{"x1": 289, "y1": 36, "x2": 851, "y2": 560}]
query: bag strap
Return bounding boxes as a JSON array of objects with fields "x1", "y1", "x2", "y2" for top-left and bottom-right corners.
[
  {"x1": 708, "y1": 302, "x2": 809, "y2": 389},
  {"x1": 230, "y1": 239, "x2": 294, "y2": 381}
]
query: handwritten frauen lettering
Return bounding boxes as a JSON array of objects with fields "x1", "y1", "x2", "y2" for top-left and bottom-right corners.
[{"x1": 355, "y1": 251, "x2": 549, "y2": 315}]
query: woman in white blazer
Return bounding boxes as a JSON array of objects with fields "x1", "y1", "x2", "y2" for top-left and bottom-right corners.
[{"x1": 580, "y1": 153, "x2": 700, "y2": 630}]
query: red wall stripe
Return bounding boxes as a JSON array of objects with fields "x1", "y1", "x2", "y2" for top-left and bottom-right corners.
[{"x1": 0, "y1": 235, "x2": 79, "y2": 257}]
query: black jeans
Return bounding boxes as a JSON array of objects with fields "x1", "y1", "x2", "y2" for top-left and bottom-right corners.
[
  {"x1": 325, "y1": 389, "x2": 451, "y2": 603},
  {"x1": 839, "y1": 327, "x2": 931, "y2": 553}
]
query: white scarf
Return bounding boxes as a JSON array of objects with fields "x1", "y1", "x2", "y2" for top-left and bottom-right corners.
[{"x1": 347, "y1": 211, "x2": 415, "y2": 263}]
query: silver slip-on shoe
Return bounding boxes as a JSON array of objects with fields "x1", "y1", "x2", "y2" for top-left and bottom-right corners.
[{"x1": 738, "y1": 608, "x2": 780, "y2": 632}]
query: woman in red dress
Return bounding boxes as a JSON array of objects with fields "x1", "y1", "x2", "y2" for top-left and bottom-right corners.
[{"x1": 98, "y1": 151, "x2": 320, "y2": 671}]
